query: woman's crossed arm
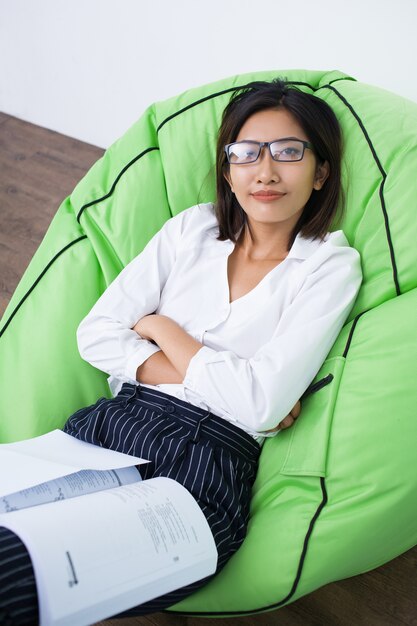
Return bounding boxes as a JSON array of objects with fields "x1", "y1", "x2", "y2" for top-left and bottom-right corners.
[{"x1": 133, "y1": 314, "x2": 300, "y2": 432}]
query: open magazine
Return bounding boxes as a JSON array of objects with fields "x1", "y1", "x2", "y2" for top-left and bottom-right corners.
[{"x1": 0, "y1": 430, "x2": 217, "y2": 626}]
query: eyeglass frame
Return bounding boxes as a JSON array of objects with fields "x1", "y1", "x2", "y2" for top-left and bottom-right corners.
[{"x1": 224, "y1": 137, "x2": 314, "y2": 164}]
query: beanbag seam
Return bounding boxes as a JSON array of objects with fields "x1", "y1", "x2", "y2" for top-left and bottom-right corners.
[
  {"x1": 170, "y1": 478, "x2": 328, "y2": 617},
  {"x1": 343, "y1": 310, "x2": 367, "y2": 357},
  {"x1": 326, "y1": 85, "x2": 400, "y2": 297},
  {"x1": 0, "y1": 235, "x2": 87, "y2": 338},
  {"x1": 76, "y1": 146, "x2": 160, "y2": 223},
  {"x1": 156, "y1": 76, "x2": 355, "y2": 133}
]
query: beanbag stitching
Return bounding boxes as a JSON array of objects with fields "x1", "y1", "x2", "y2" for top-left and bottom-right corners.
[
  {"x1": 170, "y1": 478, "x2": 328, "y2": 617},
  {"x1": 326, "y1": 85, "x2": 400, "y2": 297},
  {"x1": 343, "y1": 310, "x2": 367, "y2": 358},
  {"x1": 156, "y1": 77, "x2": 354, "y2": 133},
  {"x1": 76, "y1": 146, "x2": 159, "y2": 223},
  {"x1": 0, "y1": 236, "x2": 87, "y2": 339}
]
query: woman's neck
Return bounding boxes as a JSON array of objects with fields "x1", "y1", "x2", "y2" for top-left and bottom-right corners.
[{"x1": 237, "y1": 223, "x2": 291, "y2": 261}]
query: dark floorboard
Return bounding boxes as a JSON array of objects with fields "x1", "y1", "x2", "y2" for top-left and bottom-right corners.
[{"x1": 0, "y1": 112, "x2": 416, "y2": 626}]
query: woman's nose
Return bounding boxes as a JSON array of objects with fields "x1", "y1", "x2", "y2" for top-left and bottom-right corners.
[{"x1": 255, "y1": 147, "x2": 280, "y2": 182}]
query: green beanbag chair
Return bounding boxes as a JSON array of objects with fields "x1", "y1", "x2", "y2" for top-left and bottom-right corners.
[{"x1": 1, "y1": 69, "x2": 416, "y2": 616}]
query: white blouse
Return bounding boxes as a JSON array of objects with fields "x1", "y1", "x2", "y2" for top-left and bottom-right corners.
[{"x1": 77, "y1": 203, "x2": 362, "y2": 441}]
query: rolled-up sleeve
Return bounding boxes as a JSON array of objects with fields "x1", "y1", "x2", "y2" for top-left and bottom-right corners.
[
  {"x1": 77, "y1": 210, "x2": 186, "y2": 382},
  {"x1": 183, "y1": 242, "x2": 362, "y2": 432}
]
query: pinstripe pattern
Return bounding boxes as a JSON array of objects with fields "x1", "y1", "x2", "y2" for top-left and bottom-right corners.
[
  {"x1": 0, "y1": 383, "x2": 260, "y2": 621},
  {"x1": 0, "y1": 527, "x2": 39, "y2": 625}
]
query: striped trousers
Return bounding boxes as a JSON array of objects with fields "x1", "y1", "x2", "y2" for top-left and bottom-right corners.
[{"x1": 0, "y1": 383, "x2": 260, "y2": 624}]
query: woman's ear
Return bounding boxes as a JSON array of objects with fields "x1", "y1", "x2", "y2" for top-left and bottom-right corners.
[{"x1": 313, "y1": 160, "x2": 330, "y2": 190}]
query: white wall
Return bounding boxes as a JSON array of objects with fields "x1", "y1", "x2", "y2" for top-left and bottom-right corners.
[{"x1": 1, "y1": 0, "x2": 416, "y2": 148}]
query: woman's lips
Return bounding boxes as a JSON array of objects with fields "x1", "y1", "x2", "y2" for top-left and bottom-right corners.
[{"x1": 251, "y1": 191, "x2": 286, "y2": 202}]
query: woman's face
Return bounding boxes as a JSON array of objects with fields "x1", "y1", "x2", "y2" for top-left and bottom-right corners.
[{"x1": 225, "y1": 108, "x2": 329, "y2": 234}]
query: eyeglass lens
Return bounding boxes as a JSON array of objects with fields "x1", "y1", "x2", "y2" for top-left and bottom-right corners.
[{"x1": 227, "y1": 140, "x2": 305, "y2": 163}]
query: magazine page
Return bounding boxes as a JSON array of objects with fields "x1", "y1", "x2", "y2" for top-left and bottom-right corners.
[
  {"x1": 0, "y1": 466, "x2": 141, "y2": 513},
  {"x1": 0, "y1": 477, "x2": 217, "y2": 626},
  {"x1": 0, "y1": 429, "x2": 148, "y2": 497}
]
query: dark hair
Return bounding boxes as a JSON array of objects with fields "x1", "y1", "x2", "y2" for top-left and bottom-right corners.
[{"x1": 214, "y1": 78, "x2": 343, "y2": 249}]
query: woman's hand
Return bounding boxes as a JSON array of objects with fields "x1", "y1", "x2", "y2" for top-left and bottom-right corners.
[
  {"x1": 264, "y1": 399, "x2": 302, "y2": 433},
  {"x1": 278, "y1": 399, "x2": 301, "y2": 430}
]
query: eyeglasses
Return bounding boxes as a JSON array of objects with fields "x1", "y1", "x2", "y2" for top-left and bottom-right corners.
[{"x1": 224, "y1": 138, "x2": 314, "y2": 164}]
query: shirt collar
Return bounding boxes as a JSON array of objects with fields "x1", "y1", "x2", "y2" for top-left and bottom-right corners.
[
  {"x1": 286, "y1": 231, "x2": 325, "y2": 260},
  {"x1": 215, "y1": 226, "x2": 325, "y2": 261}
]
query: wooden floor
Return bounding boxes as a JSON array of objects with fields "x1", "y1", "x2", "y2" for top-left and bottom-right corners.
[{"x1": 1, "y1": 112, "x2": 416, "y2": 626}]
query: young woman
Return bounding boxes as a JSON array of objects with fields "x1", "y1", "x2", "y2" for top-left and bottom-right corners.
[{"x1": 0, "y1": 78, "x2": 362, "y2": 624}]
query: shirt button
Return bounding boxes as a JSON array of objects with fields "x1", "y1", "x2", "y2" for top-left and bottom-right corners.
[{"x1": 164, "y1": 405, "x2": 175, "y2": 413}]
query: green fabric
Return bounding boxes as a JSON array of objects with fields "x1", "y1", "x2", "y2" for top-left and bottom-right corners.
[{"x1": 1, "y1": 68, "x2": 416, "y2": 614}]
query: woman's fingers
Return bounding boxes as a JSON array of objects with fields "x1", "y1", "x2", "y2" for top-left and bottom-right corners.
[
  {"x1": 264, "y1": 399, "x2": 303, "y2": 432},
  {"x1": 290, "y1": 400, "x2": 302, "y2": 418},
  {"x1": 278, "y1": 415, "x2": 295, "y2": 430},
  {"x1": 278, "y1": 400, "x2": 302, "y2": 430}
]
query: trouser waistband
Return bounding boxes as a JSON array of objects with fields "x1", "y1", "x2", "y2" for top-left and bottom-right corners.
[{"x1": 118, "y1": 383, "x2": 260, "y2": 462}]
